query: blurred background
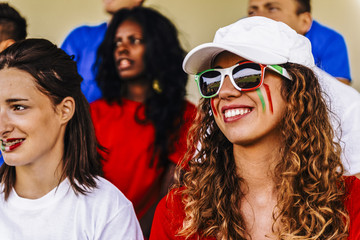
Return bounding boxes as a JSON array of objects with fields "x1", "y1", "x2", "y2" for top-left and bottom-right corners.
[{"x1": 7, "y1": 0, "x2": 360, "y2": 103}]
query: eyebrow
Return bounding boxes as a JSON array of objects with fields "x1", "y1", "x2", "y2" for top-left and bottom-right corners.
[
  {"x1": 248, "y1": 1, "x2": 280, "y2": 9},
  {"x1": 5, "y1": 98, "x2": 29, "y2": 103},
  {"x1": 264, "y1": 2, "x2": 281, "y2": 8}
]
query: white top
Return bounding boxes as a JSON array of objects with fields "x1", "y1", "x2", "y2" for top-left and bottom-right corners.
[
  {"x1": 314, "y1": 67, "x2": 360, "y2": 176},
  {"x1": 0, "y1": 177, "x2": 143, "y2": 240}
]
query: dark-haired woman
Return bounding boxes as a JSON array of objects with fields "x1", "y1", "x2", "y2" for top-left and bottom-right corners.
[
  {"x1": 91, "y1": 7, "x2": 195, "y2": 236},
  {"x1": 0, "y1": 39, "x2": 143, "y2": 239}
]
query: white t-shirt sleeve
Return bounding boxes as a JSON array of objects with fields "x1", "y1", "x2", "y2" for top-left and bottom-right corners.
[
  {"x1": 314, "y1": 67, "x2": 360, "y2": 175},
  {"x1": 91, "y1": 177, "x2": 144, "y2": 240},
  {"x1": 97, "y1": 201, "x2": 143, "y2": 240},
  {"x1": 340, "y1": 100, "x2": 360, "y2": 175}
]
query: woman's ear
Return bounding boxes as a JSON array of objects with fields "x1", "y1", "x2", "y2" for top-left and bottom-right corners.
[{"x1": 57, "y1": 96, "x2": 75, "y2": 124}]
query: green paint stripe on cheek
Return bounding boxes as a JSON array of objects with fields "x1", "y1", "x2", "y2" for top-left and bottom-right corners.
[{"x1": 256, "y1": 88, "x2": 266, "y2": 112}]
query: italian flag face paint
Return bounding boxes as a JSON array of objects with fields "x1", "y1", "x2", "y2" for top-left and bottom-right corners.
[
  {"x1": 263, "y1": 84, "x2": 273, "y2": 114},
  {"x1": 256, "y1": 85, "x2": 274, "y2": 114},
  {"x1": 211, "y1": 98, "x2": 218, "y2": 117},
  {"x1": 256, "y1": 88, "x2": 266, "y2": 112}
]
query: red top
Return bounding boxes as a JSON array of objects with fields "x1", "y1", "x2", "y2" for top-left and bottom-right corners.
[
  {"x1": 345, "y1": 176, "x2": 360, "y2": 239},
  {"x1": 150, "y1": 176, "x2": 360, "y2": 239},
  {"x1": 90, "y1": 98, "x2": 196, "y2": 219}
]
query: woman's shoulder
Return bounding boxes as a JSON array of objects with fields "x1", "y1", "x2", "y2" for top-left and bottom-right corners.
[
  {"x1": 91, "y1": 177, "x2": 132, "y2": 206},
  {"x1": 89, "y1": 99, "x2": 120, "y2": 119},
  {"x1": 151, "y1": 187, "x2": 215, "y2": 240},
  {"x1": 79, "y1": 177, "x2": 137, "y2": 224},
  {"x1": 184, "y1": 100, "x2": 196, "y2": 112},
  {"x1": 73, "y1": 178, "x2": 142, "y2": 239},
  {"x1": 90, "y1": 98, "x2": 144, "y2": 124},
  {"x1": 90, "y1": 98, "x2": 143, "y2": 112},
  {"x1": 90, "y1": 98, "x2": 112, "y2": 110},
  {"x1": 344, "y1": 176, "x2": 360, "y2": 204},
  {"x1": 345, "y1": 175, "x2": 360, "y2": 191},
  {"x1": 76, "y1": 176, "x2": 134, "y2": 214},
  {"x1": 150, "y1": 187, "x2": 186, "y2": 239},
  {"x1": 182, "y1": 100, "x2": 197, "y2": 122},
  {"x1": 344, "y1": 176, "x2": 360, "y2": 239},
  {"x1": 157, "y1": 187, "x2": 187, "y2": 220},
  {"x1": 159, "y1": 187, "x2": 185, "y2": 212}
]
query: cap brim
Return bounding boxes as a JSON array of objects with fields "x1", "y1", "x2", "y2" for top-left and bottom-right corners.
[{"x1": 183, "y1": 42, "x2": 289, "y2": 74}]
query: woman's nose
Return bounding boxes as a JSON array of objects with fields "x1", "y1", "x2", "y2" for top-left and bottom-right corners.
[
  {"x1": 218, "y1": 75, "x2": 242, "y2": 99},
  {"x1": 114, "y1": 42, "x2": 129, "y2": 56},
  {"x1": 0, "y1": 110, "x2": 12, "y2": 138}
]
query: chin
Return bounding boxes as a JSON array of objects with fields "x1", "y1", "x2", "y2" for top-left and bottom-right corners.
[
  {"x1": 2, "y1": 159, "x2": 17, "y2": 166},
  {"x1": 120, "y1": 75, "x2": 135, "y2": 80},
  {"x1": 120, "y1": 73, "x2": 147, "y2": 83},
  {"x1": 229, "y1": 135, "x2": 258, "y2": 146}
]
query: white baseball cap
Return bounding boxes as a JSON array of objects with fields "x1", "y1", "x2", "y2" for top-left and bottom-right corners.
[{"x1": 183, "y1": 16, "x2": 315, "y2": 74}]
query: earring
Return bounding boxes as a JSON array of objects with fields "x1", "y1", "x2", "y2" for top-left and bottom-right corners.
[{"x1": 152, "y1": 79, "x2": 162, "y2": 94}]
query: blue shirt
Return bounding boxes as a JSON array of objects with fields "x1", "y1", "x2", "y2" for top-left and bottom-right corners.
[
  {"x1": 305, "y1": 20, "x2": 351, "y2": 81},
  {"x1": 61, "y1": 22, "x2": 108, "y2": 103}
]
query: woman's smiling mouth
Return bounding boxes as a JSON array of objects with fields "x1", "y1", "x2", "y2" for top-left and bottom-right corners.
[
  {"x1": 1, "y1": 138, "x2": 25, "y2": 152},
  {"x1": 222, "y1": 106, "x2": 253, "y2": 123},
  {"x1": 224, "y1": 108, "x2": 252, "y2": 118}
]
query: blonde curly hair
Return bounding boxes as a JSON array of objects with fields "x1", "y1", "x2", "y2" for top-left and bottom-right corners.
[{"x1": 174, "y1": 63, "x2": 348, "y2": 239}]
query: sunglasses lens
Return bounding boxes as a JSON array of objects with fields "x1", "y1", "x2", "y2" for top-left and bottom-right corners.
[
  {"x1": 232, "y1": 63, "x2": 262, "y2": 89},
  {"x1": 199, "y1": 71, "x2": 222, "y2": 97}
]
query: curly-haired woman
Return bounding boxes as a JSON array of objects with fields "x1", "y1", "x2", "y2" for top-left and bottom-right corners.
[
  {"x1": 91, "y1": 7, "x2": 196, "y2": 237},
  {"x1": 150, "y1": 17, "x2": 360, "y2": 240}
]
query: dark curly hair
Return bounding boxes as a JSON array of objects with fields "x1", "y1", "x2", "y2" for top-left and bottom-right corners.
[
  {"x1": 96, "y1": 7, "x2": 188, "y2": 167},
  {"x1": 0, "y1": 39, "x2": 103, "y2": 200},
  {"x1": 0, "y1": 3, "x2": 27, "y2": 41},
  {"x1": 175, "y1": 63, "x2": 348, "y2": 239}
]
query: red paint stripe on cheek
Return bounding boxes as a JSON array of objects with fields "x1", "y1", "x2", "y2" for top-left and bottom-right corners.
[
  {"x1": 211, "y1": 98, "x2": 218, "y2": 117},
  {"x1": 264, "y1": 83, "x2": 273, "y2": 114}
]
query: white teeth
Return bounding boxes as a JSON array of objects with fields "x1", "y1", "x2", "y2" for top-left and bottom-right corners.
[
  {"x1": 1, "y1": 139, "x2": 24, "y2": 147},
  {"x1": 118, "y1": 59, "x2": 131, "y2": 69},
  {"x1": 224, "y1": 108, "x2": 251, "y2": 118}
]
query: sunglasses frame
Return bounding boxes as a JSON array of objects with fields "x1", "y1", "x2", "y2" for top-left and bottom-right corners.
[{"x1": 195, "y1": 61, "x2": 291, "y2": 98}]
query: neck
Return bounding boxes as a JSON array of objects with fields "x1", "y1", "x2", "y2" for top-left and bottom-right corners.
[
  {"x1": 125, "y1": 79, "x2": 150, "y2": 103},
  {"x1": 233, "y1": 138, "x2": 281, "y2": 194},
  {"x1": 14, "y1": 161, "x2": 64, "y2": 199},
  {"x1": 233, "y1": 135, "x2": 283, "y2": 238}
]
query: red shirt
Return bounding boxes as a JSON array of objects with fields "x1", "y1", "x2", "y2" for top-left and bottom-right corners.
[
  {"x1": 90, "y1": 98, "x2": 196, "y2": 219},
  {"x1": 345, "y1": 176, "x2": 360, "y2": 239},
  {"x1": 150, "y1": 177, "x2": 360, "y2": 239}
]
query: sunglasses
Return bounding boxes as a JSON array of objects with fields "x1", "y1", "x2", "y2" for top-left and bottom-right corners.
[{"x1": 194, "y1": 61, "x2": 291, "y2": 98}]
